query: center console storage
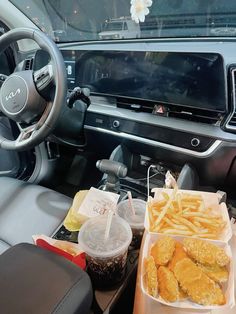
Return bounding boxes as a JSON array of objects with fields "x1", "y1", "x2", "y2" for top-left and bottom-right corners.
[
  {"x1": 0, "y1": 243, "x2": 93, "y2": 314},
  {"x1": 100, "y1": 144, "x2": 199, "y2": 197}
]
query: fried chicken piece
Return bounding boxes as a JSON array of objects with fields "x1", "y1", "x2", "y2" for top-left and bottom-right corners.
[
  {"x1": 168, "y1": 242, "x2": 188, "y2": 272},
  {"x1": 198, "y1": 263, "x2": 229, "y2": 284},
  {"x1": 150, "y1": 236, "x2": 175, "y2": 266},
  {"x1": 183, "y1": 238, "x2": 229, "y2": 267},
  {"x1": 179, "y1": 287, "x2": 188, "y2": 300},
  {"x1": 174, "y1": 258, "x2": 226, "y2": 305},
  {"x1": 157, "y1": 266, "x2": 179, "y2": 302},
  {"x1": 144, "y1": 256, "x2": 158, "y2": 297}
]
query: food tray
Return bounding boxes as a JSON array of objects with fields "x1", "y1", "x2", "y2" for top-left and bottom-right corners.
[
  {"x1": 144, "y1": 188, "x2": 232, "y2": 243},
  {"x1": 141, "y1": 233, "x2": 235, "y2": 310}
]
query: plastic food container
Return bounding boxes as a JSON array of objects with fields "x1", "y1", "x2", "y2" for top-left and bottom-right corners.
[
  {"x1": 116, "y1": 199, "x2": 146, "y2": 249},
  {"x1": 141, "y1": 233, "x2": 235, "y2": 310},
  {"x1": 78, "y1": 215, "x2": 132, "y2": 289}
]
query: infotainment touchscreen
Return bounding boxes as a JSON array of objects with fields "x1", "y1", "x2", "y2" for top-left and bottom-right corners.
[{"x1": 62, "y1": 50, "x2": 226, "y2": 112}]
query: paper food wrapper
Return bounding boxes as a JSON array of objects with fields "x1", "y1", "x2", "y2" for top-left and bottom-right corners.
[
  {"x1": 145, "y1": 188, "x2": 232, "y2": 243},
  {"x1": 141, "y1": 233, "x2": 235, "y2": 310},
  {"x1": 77, "y1": 187, "x2": 120, "y2": 217},
  {"x1": 63, "y1": 187, "x2": 120, "y2": 232},
  {"x1": 33, "y1": 235, "x2": 86, "y2": 269},
  {"x1": 63, "y1": 190, "x2": 88, "y2": 231}
]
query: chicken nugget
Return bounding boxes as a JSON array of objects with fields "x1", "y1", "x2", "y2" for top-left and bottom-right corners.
[
  {"x1": 144, "y1": 256, "x2": 158, "y2": 297},
  {"x1": 168, "y1": 242, "x2": 188, "y2": 272},
  {"x1": 179, "y1": 287, "x2": 188, "y2": 300},
  {"x1": 183, "y1": 238, "x2": 229, "y2": 267},
  {"x1": 151, "y1": 236, "x2": 175, "y2": 266},
  {"x1": 157, "y1": 266, "x2": 179, "y2": 302},
  {"x1": 198, "y1": 263, "x2": 228, "y2": 284},
  {"x1": 174, "y1": 258, "x2": 226, "y2": 306}
]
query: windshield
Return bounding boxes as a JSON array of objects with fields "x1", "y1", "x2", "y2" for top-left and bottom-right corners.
[{"x1": 9, "y1": 0, "x2": 236, "y2": 42}]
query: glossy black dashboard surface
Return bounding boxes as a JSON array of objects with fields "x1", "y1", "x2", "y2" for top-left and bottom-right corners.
[{"x1": 61, "y1": 50, "x2": 226, "y2": 112}]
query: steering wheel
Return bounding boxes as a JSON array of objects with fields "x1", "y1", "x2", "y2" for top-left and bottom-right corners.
[{"x1": 0, "y1": 28, "x2": 67, "y2": 151}]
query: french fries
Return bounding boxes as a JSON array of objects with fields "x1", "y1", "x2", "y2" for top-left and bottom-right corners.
[{"x1": 147, "y1": 191, "x2": 226, "y2": 239}]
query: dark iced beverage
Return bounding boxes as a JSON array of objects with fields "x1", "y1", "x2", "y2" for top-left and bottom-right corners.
[
  {"x1": 86, "y1": 250, "x2": 128, "y2": 288},
  {"x1": 116, "y1": 199, "x2": 146, "y2": 249},
  {"x1": 78, "y1": 215, "x2": 132, "y2": 289}
]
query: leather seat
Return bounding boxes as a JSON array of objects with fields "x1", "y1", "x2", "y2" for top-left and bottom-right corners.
[{"x1": 0, "y1": 177, "x2": 72, "y2": 254}]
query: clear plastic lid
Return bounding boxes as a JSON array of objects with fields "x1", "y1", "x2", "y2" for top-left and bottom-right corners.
[
  {"x1": 116, "y1": 199, "x2": 146, "y2": 229},
  {"x1": 78, "y1": 215, "x2": 132, "y2": 258}
]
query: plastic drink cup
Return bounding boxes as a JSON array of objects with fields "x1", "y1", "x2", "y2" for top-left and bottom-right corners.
[
  {"x1": 78, "y1": 215, "x2": 132, "y2": 289},
  {"x1": 116, "y1": 199, "x2": 146, "y2": 249}
]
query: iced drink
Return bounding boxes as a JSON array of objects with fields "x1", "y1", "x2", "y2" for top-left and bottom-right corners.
[
  {"x1": 116, "y1": 199, "x2": 146, "y2": 249},
  {"x1": 78, "y1": 215, "x2": 132, "y2": 289}
]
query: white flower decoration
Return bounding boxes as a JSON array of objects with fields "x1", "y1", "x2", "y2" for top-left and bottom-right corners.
[{"x1": 130, "y1": 0, "x2": 153, "y2": 24}]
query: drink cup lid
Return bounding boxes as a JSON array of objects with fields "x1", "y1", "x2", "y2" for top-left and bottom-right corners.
[
  {"x1": 78, "y1": 215, "x2": 132, "y2": 258},
  {"x1": 116, "y1": 199, "x2": 146, "y2": 229}
]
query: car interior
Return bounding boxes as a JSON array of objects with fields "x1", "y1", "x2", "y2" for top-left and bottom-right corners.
[{"x1": 0, "y1": 0, "x2": 236, "y2": 313}]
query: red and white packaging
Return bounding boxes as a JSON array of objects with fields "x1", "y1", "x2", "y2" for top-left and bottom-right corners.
[{"x1": 33, "y1": 235, "x2": 86, "y2": 270}]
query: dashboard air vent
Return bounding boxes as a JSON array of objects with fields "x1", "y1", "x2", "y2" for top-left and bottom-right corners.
[
  {"x1": 227, "y1": 113, "x2": 236, "y2": 127},
  {"x1": 24, "y1": 58, "x2": 33, "y2": 70},
  {"x1": 225, "y1": 67, "x2": 236, "y2": 132},
  {"x1": 116, "y1": 98, "x2": 222, "y2": 125}
]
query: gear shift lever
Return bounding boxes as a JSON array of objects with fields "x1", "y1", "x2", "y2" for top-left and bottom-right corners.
[{"x1": 96, "y1": 159, "x2": 128, "y2": 193}]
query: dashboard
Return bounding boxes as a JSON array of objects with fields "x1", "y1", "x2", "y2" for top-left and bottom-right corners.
[{"x1": 33, "y1": 40, "x2": 236, "y2": 186}]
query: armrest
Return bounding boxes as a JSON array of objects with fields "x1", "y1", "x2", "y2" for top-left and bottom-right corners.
[{"x1": 0, "y1": 243, "x2": 92, "y2": 314}]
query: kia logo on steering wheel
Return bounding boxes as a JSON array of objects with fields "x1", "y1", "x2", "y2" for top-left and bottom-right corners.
[{"x1": 5, "y1": 88, "x2": 21, "y2": 101}]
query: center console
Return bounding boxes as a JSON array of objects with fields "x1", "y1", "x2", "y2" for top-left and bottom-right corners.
[
  {"x1": 53, "y1": 143, "x2": 199, "y2": 313},
  {"x1": 52, "y1": 139, "x2": 236, "y2": 312},
  {"x1": 102, "y1": 144, "x2": 198, "y2": 192}
]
